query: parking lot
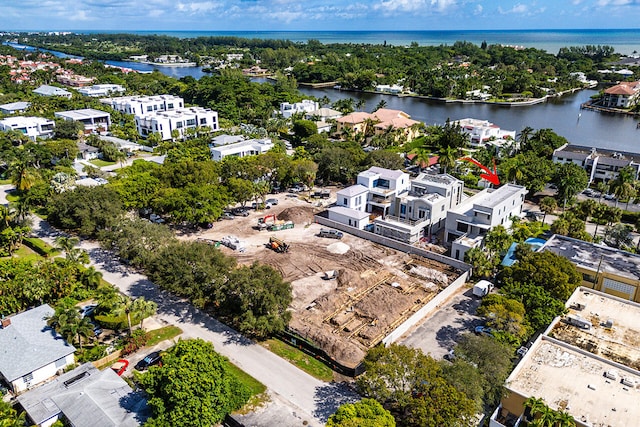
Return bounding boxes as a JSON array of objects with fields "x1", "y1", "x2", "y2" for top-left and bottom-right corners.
[{"x1": 399, "y1": 286, "x2": 483, "y2": 359}]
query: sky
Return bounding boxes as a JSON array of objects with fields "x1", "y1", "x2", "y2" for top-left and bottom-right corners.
[{"x1": 1, "y1": 0, "x2": 640, "y2": 32}]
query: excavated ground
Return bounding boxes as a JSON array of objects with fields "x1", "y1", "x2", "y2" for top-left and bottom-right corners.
[{"x1": 183, "y1": 190, "x2": 462, "y2": 368}]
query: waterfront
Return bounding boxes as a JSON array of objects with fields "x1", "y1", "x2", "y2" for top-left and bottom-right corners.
[{"x1": 5, "y1": 42, "x2": 640, "y2": 152}]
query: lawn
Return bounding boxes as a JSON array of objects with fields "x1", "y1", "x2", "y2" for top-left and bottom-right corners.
[
  {"x1": 145, "y1": 325, "x2": 183, "y2": 347},
  {"x1": 0, "y1": 178, "x2": 11, "y2": 185},
  {"x1": 1, "y1": 245, "x2": 43, "y2": 262},
  {"x1": 262, "y1": 338, "x2": 334, "y2": 382},
  {"x1": 89, "y1": 159, "x2": 116, "y2": 167},
  {"x1": 225, "y1": 361, "x2": 269, "y2": 412}
]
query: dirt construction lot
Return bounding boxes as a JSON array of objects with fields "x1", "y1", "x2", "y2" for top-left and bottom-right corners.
[{"x1": 185, "y1": 191, "x2": 465, "y2": 368}]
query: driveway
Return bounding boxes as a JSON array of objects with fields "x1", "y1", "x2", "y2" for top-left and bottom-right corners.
[
  {"x1": 30, "y1": 216, "x2": 358, "y2": 426},
  {"x1": 400, "y1": 286, "x2": 483, "y2": 359}
]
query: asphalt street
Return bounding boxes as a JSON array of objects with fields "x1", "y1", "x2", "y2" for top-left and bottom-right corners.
[{"x1": 29, "y1": 215, "x2": 359, "y2": 426}]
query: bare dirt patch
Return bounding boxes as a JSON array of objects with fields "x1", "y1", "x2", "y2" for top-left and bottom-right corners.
[{"x1": 186, "y1": 192, "x2": 464, "y2": 368}]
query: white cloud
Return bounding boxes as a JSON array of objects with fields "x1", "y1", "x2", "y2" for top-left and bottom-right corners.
[
  {"x1": 176, "y1": 1, "x2": 221, "y2": 13},
  {"x1": 68, "y1": 9, "x2": 93, "y2": 21},
  {"x1": 596, "y1": 0, "x2": 635, "y2": 5},
  {"x1": 473, "y1": 4, "x2": 483, "y2": 14}
]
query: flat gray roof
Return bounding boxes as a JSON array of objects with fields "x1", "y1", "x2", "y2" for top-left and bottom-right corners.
[
  {"x1": 0, "y1": 101, "x2": 31, "y2": 111},
  {"x1": 328, "y1": 206, "x2": 370, "y2": 220},
  {"x1": 542, "y1": 234, "x2": 640, "y2": 281},
  {"x1": 476, "y1": 184, "x2": 526, "y2": 209},
  {"x1": 33, "y1": 85, "x2": 71, "y2": 96},
  {"x1": 18, "y1": 363, "x2": 147, "y2": 427},
  {"x1": 55, "y1": 108, "x2": 110, "y2": 120},
  {"x1": 0, "y1": 304, "x2": 76, "y2": 382}
]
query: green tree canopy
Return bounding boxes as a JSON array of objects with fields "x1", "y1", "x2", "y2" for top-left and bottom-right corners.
[
  {"x1": 138, "y1": 338, "x2": 251, "y2": 427},
  {"x1": 327, "y1": 398, "x2": 396, "y2": 427}
]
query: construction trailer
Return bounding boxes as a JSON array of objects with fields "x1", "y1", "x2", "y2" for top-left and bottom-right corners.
[{"x1": 268, "y1": 236, "x2": 290, "y2": 253}]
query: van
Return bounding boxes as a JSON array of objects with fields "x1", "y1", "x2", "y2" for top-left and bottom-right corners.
[{"x1": 319, "y1": 229, "x2": 343, "y2": 239}]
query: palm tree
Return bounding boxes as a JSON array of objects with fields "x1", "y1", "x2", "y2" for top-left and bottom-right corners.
[
  {"x1": 438, "y1": 146, "x2": 458, "y2": 174},
  {"x1": 132, "y1": 297, "x2": 158, "y2": 329},
  {"x1": 318, "y1": 95, "x2": 331, "y2": 107},
  {"x1": 524, "y1": 396, "x2": 547, "y2": 422},
  {"x1": 517, "y1": 126, "x2": 534, "y2": 153},
  {"x1": 374, "y1": 99, "x2": 387, "y2": 111},
  {"x1": 409, "y1": 147, "x2": 432, "y2": 172},
  {"x1": 54, "y1": 236, "x2": 89, "y2": 264},
  {"x1": 596, "y1": 180, "x2": 610, "y2": 202},
  {"x1": 81, "y1": 266, "x2": 103, "y2": 290},
  {"x1": 355, "y1": 99, "x2": 366, "y2": 111},
  {"x1": 540, "y1": 197, "x2": 558, "y2": 224},
  {"x1": 591, "y1": 203, "x2": 609, "y2": 239},
  {"x1": 46, "y1": 304, "x2": 94, "y2": 350},
  {"x1": 553, "y1": 410, "x2": 576, "y2": 427},
  {"x1": 10, "y1": 161, "x2": 38, "y2": 192},
  {"x1": 114, "y1": 294, "x2": 136, "y2": 335}
]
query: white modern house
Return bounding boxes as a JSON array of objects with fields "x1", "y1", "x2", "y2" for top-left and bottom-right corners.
[
  {"x1": 454, "y1": 118, "x2": 516, "y2": 150},
  {"x1": 33, "y1": 85, "x2": 72, "y2": 99},
  {"x1": 135, "y1": 107, "x2": 218, "y2": 141},
  {"x1": 0, "y1": 116, "x2": 55, "y2": 141},
  {"x1": 0, "y1": 101, "x2": 31, "y2": 115},
  {"x1": 336, "y1": 185, "x2": 369, "y2": 212},
  {"x1": 358, "y1": 166, "x2": 411, "y2": 217},
  {"x1": 77, "y1": 84, "x2": 125, "y2": 97},
  {"x1": 18, "y1": 363, "x2": 147, "y2": 427},
  {"x1": 0, "y1": 304, "x2": 76, "y2": 394},
  {"x1": 445, "y1": 184, "x2": 528, "y2": 261},
  {"x1": 100, "y1": 94, "x2": 184, "y2": 117},
  {"x1": 55, "y1": 109, "x2": 112, "y2": 134},
  {"x1": 373, "y1": 173, "x2": 464, "y2": 243},
  {"x1": 210, "y1": 136, "x2": 274, "y2": 161},
  {"x1": 279, "y1": 100, "x2": 319, "y2": 118}
]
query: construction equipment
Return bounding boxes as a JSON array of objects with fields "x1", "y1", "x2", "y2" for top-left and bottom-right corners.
[
  {"x1": 268, "y1": 221, "x2": 294, "y2": 231},
  {"x1": 257, "y1": 214, "x2": 277, "y2": 230},
  {"x1": 268, "y1": 236, "x2": 289, "y2": 253}
]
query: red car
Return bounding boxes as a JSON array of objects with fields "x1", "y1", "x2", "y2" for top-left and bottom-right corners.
[{"x1": 111, "y1": 359, "x2": 129, "y2": 376}]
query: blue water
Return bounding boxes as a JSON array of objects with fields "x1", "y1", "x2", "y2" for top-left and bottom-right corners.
[{"x1": 78, "y1": 29, "x2": 640, "y2": 55}]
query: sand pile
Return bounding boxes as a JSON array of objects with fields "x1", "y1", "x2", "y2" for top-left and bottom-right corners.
[
  {"x1": 327, "y1": 242, "x2": 350, "y2": 254},
  {"x1": 276, "y1": 206, "x2": 317, "y2": 224}
]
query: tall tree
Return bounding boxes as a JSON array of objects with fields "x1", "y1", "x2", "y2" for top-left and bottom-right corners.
[
  {"x1": 539, "y1": 197, "x2": 557, "y2": 224},
  {"x1": 46, "y1": 302, "x2": 94, "y2": 350},
  {"x1": 327, "y1": 399, "x2": 396, "y2": 427}
]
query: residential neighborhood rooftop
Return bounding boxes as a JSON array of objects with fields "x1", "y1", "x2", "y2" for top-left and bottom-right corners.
[
  {"x1": 542, "y1": 234, "x2": 640, "y2": 282},
  {"x1": 337, "y1": 184, "x2": 369, "y2": 197},
  {"x1": 33, "y1": 84, "x2": 72, "y2": 97},
  {"x1": 18, "y1": 363, "x2": 147, "y2": 427},
  {"x1": 506, "y1": 287, "x2": 640, "y2": 427},
  {"x1": 362, "y1": 166, "x2": 406, "y2": 180},
  {"x1": 0, "y1": 101, "x2": 31, "y2": 112},
  {"x1": 0, "y1": 304, "x2": 76, "y2": 382},
  {"x1": 327, "y1": 206, "x2": 370, "y2": 220},
  {"x1": 478, "y1": 184, "x2": 527, "y2": 209},
  {"x1": 55, "y1": 108, "x2": 111, "y2": 120}
]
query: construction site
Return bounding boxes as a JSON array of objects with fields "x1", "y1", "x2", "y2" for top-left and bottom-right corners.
[{"x1": 191, "y1": 192, "x2": 466, "y2": 369}]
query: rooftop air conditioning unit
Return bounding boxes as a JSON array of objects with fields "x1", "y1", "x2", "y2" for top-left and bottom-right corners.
[
  {"x1": 621, "y1": 377, "x2": 637, "y2": 387},
  {"x1": 604, "y1": 370, "x2": 619, "y2": 380}
]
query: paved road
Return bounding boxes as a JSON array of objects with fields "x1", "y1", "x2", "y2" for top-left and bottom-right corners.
[{"x1": 30, "y1": 216, "x2": 358, "y2": 426}]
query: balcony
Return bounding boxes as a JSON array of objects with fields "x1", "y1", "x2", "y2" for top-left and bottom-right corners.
[
  {"x1": 370, "y1": 195, "x2": 392, "y2": 205},
  {"x1": 490, "y1": 405, "x2": 524, "y2": 427},
  {"x1": 383, "y1": 215, "x2": 428, "y2": 227}
]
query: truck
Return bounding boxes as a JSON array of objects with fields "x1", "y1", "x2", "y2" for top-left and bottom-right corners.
[
  {"x1": 473, "y1": 280, "x2": 494, "y2": 298},
  {"x1": 268, "y1": 236, "x2": 289, "y2": 253},
  {"x1": 319, "y1": 228, "x2": 343, "y2": 239},
  {"x1": 311, "y1": 189, "x2": 331, "y2": 199},
  {"x1": 268, "y1": 221, "x2": 294, "y2": 231},
  {"x1": 257, "y1": 214, "x2": 277, "y2": 230}
]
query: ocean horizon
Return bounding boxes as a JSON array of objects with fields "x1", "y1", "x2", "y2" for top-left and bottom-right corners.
[{"x1": 33, "y1": 28, "x2": 640, "y2": 55}]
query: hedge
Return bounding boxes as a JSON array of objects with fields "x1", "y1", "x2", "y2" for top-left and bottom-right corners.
[
  {"x1": 94, "y1": 313, "x2": 143, "y2": 331},
  {"x1": 23, "y1": 237, "x2": 57, "y2": 257}
]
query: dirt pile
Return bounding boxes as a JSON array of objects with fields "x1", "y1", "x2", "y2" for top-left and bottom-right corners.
[{"x1": 276, "y1": 206, "x2": 318, "y2": 225}]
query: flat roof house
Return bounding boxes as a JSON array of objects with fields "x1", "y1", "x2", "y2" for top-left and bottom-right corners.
[
  {"x1": 33, "y1": 85, "x2": 72, "y2": 99},
  {"x1": 210, "y1": 137, "x2": 274, "y2": 161},
  {"x1": 0, "y1": 116, "x2": 55, "y2": 141},
  {"x1": 445, "y1": 184, "x2": 528, "y2": 261},
  {"x1": 0, "y1": 101, "x2": 31, "y2": 115},
  {"x1": 101, "y1": 94, "x2": 184, "y2": 117},
  {"x1": 454, "y1": 118, "x2": 516, "y2": 150},
  {"x1": 542, "y1": 234, "x2": 640, "y2": 303},
  {"x1": 77, "y1": 84, "x2": 125, "y2": 97},
  {"x1": 18, "y1": 363, "x2": 147, "y2": 427},
  {"x1": 490, "y1": 287, "x2": 640, "y2": 427},
  {"x1": 55, "y1": 109, "x2": 111, "y2": 134},
  {"x1": 552, "y1": 143, "x2": 640, "y2": 184},
  {"x1": 0, "y1": 304, "x2": 76, "y2": 394},
  {"x1": 279, "y1": 99, "x2": 319, "y2": 118},
  {"x1": 135, "y1": 107, "x2": 218, "y2": 141}
]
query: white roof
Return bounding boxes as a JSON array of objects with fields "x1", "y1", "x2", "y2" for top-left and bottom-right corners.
[
  {"x1": 0, "y1": 101, "x2": 31, "y2": 111},
  {"x1": 0, "y1": 116, "x2": 53, "y2": 127},
  {"x1": 361, "y1": 166, "x2": 406, "y2": 180},
  {"x1": 337, "y1": 184, "x2": 369, "y2": 197},
  {"x1": 328, "y1": 206, "x2": 370, "y2": 220},
  {"x1": 33, "y1": 85, "x2": 71, "y2": 96},
  {"x1": 0, "y1": 304, "x2": 76, "y2": 382},
  {"x1": 55, "y1": 108, "x2": 110, "y2": 120}
]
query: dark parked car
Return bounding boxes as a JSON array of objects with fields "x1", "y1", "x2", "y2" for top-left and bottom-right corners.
[
  {"x1": 135, "y1": 351, "x2": 162, "y2": 371},
  {"x1": 232, "y1": 207, "x2": 250, "y2": 216}
]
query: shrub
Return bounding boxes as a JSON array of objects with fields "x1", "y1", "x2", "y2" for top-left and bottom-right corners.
[
  {"x1": 23, "y1": 237, "x2": 56, "y2": 257},
  {"x1": 122, "y1": 329, "x2": 148, "y2": 355}
]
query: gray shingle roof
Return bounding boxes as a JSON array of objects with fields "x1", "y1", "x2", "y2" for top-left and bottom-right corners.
[
  {"x1": 337, "y1": 184, "x2": 369, "y2": 197},
  {"x1": 0, "y1": 304, "x2": 76, "y2": 382},
  {"x1": 33, "y1": 85, "x2": 71, "y2": 97},
  {"x1": 18, "y1": 363, "x2": 147, "y2": 427}
]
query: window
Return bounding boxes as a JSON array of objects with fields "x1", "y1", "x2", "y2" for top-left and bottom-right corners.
[
  {"x1": 147, "y1": 106, "x2": 153, "y2": 112},
  {"x1": 22, "y1": 373, "x2": 33, "y2": 383},
  {"x1": 343, "y1": 198, "x2": 348, "y2": 205},
  {"x1": 186, "y1": 119, "x2": 196, "y2": 127},
  {"x1": 176, "y1": 122, "x2": 183, "y2": 129},
  {"x1": 167, "y1": 103, "x2": 174, "y2": 109},
  {"x1": 418, "y1": 210, "x2": 426, "y2": 219},
  {"x1": 582, "y1": 273, "x2": 597, "y2": 283},
  {"x1": 456, "y1": 222, "x2": 468, "y2": 233},
  {"x1": 200, "y1": 118, "x2": 207, "y2": 125},
  {"x1": 441, "y1": 205, "x2": 445, "y2": 211},
  {"x1": 153, "y1": 105, "x2": 158, "y2": 111}
]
